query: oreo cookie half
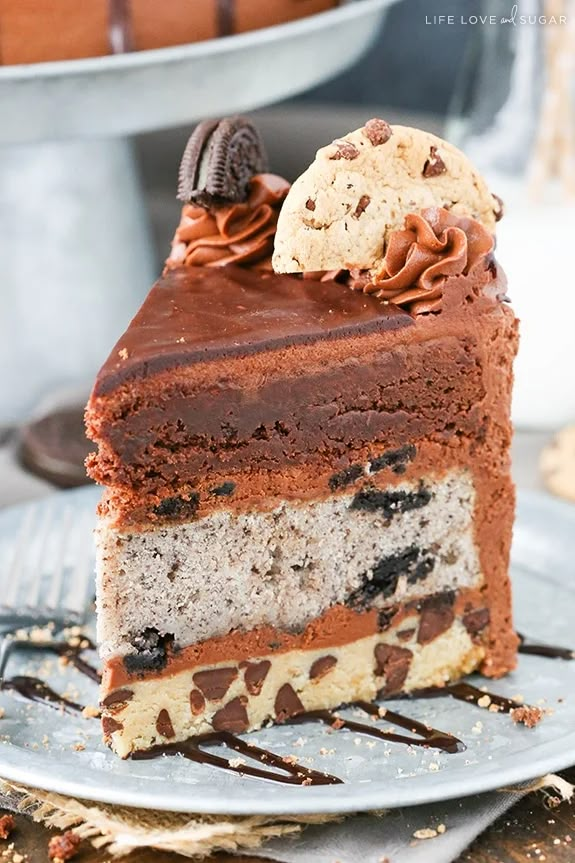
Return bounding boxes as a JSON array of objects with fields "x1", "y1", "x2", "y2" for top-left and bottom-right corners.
[{"x1": 177, "y1": 116, "x2": 268, "y2": 207}]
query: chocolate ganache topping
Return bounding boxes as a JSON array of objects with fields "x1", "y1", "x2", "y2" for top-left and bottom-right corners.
[
  {"x1": 166, "y1": 173, "x2": 290, "y2": 271},
  {"x1": 366, "y1": 207, "x2": 495, "y2": 315}
]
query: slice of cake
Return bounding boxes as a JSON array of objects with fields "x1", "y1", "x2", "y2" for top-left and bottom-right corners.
[{"x1": 85, "y1": 117, "x2": 518, "y2": 759}]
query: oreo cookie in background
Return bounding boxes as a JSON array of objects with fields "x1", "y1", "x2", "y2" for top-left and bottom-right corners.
[
  {"x1": 177, "y1": 116, "x2": 268, "y2": 207},
  {"x1": 19, "y1": 406, "x2": 94, "y2": 489}
]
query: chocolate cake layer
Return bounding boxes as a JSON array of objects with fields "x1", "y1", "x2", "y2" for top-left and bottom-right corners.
[
  {"x1": 86, "y1": 262, "x2": 515, "y2": 516},
  {"x1": 100, "y1": 587, "x2": 487, "y2": 757}
]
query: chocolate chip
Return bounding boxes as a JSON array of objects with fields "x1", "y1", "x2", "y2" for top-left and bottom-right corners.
[
  {"x1": 418, "y1": 594, "x2": 455, "y2": 645},
  {"x1": 275, "y1": 684, "x2": 304, "y2": 721},
  {"x1": 177, "y1": 116, "x2": 268, "y2": 206},
  {"x1": 153, "y1": 494, "x2": 199, "y2": 519},
  {"x1": 463, "y1": 607, "x2": 490, "y2": 637},
  {"x1": 240, "y1": 660, "x2": 271, "y2": 696},
  {"x1": 397, "y1": 628, "x2": 416, "y2": 642},
  {"x1": 102, "y1": 715, "x2": 123, "y2": 736},
  {"x1": 363, "y1": 118, "x2": 392, "y2": 146},
  {"x1": 212, "y1": 696, "x2": 249, "y2": 733},
  {"x1": 423, "y1": 146, "x2": 447, "y2": 178},
  {"x1": 329, "y1": 139, "x2": 360, "y2": 160},
  {"x1": 309, "y1": 655, "x2": 337, "y2": 681},
  {"x1": 190, "y1": 689, "x2": 206, "y2": 715},
  {"x1": 193, "y1": 667, "x2": 238, "y2": 701},
  {"x1": 329, "y1": 463, "x2": 363, "y2": 491},
  {"x1": 156, "y1": 708, "x2": 175, "y2": 739},
  {"x1": 493, "y1": 193, "x2": 504, "y2": 221},
  {"x1": 101, "y1": 688, "x2": 133, "y2": 708},
  {"x1": 369, "y1": 444, "x2": 416, "y2": 474},
  {"x1": 305, "y1": 198, "x2": 316, "y2": 211},
  {"x1": 210, "y1": 481, "x2": 235, "y2": 497},
  {"x1": 350, "y1": 484, "x2": 431, "y2": 517},
  {"x1": 352, "y1": 194, "x2": 371, "y2": 219},
  {"x1": 374, "y1": 644, "x2": 412, "y2": 694}
]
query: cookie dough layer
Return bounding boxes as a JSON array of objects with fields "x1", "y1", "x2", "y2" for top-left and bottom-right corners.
[
  {"x1": 101, "y1": 611, "x2": 484, "y2": 758},
  {"x1": 96, "y1": 470, "x2": 480, "y2": 659}
]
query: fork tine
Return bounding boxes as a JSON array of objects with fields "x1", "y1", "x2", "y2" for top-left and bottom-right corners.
[
  {"x1": 45, "y1": 505, "x2": 73, "y2": 613},
  {"x1": 26, "y1": 503, "x2": 55, "y2": 611},
  {"x1": 63, "y1": 510, "x2": 94, "y2": 619},
  {"x1": 0, "y1": 495, "x2": 95, "y2": 628},
  {"x1": 2, "y1": 505, "x2": 36, "y2": 610}
]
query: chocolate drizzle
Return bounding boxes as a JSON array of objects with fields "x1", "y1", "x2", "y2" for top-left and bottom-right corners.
[
  {"x1": 1, "y1": 676, "x2": 85, "y2": 714},
  {"x1": 132, "y1": 729, "x2": 342, "y2": 786},
  {"x1": 131, "y1": 702, "x2": 464, "y2": 786},
  {"x1": 108, "y1": 0, "x2": 134, "y2": 54},
  {"x1": 0, "y1": 636, "x2": 100, "y2": 715},
  {"x1": 216, "y1": 0, "x2": 236, "y2": 36},
  {"x1": 3, "y1": 637, "x2": 100, "y2": 684},
  {"x1": 295, "y1": 704, "x2": 465, "y2": 755},
  {"x1": 518, "y1": 633, "x2": 575, "y2": 661},
  {"x1": 413, "y1": 681, "x2": 520, "y2": 714}
]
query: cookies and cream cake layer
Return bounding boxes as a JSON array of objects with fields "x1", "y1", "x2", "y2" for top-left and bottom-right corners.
[{"x1": 86, "y1": 117, "x2": 518, "y2": 757}]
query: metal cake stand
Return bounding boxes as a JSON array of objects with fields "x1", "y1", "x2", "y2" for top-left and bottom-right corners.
[{"x1": 0, "y1": 0, "x2": 394, "y2": 423}]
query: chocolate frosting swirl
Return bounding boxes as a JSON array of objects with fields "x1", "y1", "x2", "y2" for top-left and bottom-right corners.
[
  {"x1": 366, "y1": 207, "x2": 495, "y2": 314},
  {"x1": 166, "y1": 174, "x2": 289, "y2": 271}
]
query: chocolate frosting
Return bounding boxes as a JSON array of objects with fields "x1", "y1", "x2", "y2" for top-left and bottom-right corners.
[
  {"x1": 93, "y1": 266, "x2": 413, "y2": 397},
  {"x1": 166, "y1": 174, "x2": 289, "y2": 271},
  {"x1": 367, "y1": 207, "x2": 495, "y2": 315}
]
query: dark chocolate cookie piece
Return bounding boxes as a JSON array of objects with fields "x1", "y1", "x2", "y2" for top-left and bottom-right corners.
[
  {"x1": 177, "y1": 116, "x2": 268, "y2": 207},
  {"x1": 19, "y1": 406, "x2": 94, "y2": 489}
]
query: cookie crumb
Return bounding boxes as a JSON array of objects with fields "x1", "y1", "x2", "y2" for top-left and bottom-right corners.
[
  {"x1": 437, "y1": 823, "x2": 447, "y2": 834},
  {"x1": 118, "y1": 348, "x2": 129, "y2": 360},
  {"x1": 47, "y1": 831, "x2": 80, "y2": 861},
  {"x1": 511, "y1": 705, "x2": 544, "y2": 728},
  {"x1": 81, "y1": 705, "x2": 100, "y2": 719},
  {"x1": 282, "y1": 754, "x2": 299, "y2": 766},
  {"x1": 413, "y1": 827, "x2": 438, "y2": 840},
  {"x1": 477, "y1": 694, "x2": 491, "y2": 708}
]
